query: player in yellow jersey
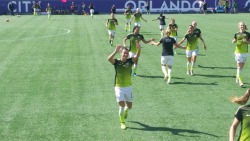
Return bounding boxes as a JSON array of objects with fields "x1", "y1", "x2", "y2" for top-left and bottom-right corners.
[
  {"x1": 108, "y1": 43, "x2": 141, "y2": 130},
  {"x1": 106, "y1": 13, "x2": 118, "y2": 46},
  {"x1": 168, "y1": 19, "x2": 178, "y2": 54},
  {"x1": 131, "y1": 8, "x2": 147, "y2": 27},
  {"x1": 179, "y1": 25, "x2": 206, "y2": 76},
  {"x1": 124, "y1": 5, "x2": 132, "y2": 32},
  {"x1": 232, "y1": 22, "x2": 250, "y2": 87},
  {"x1": 46, "y1": 3, "x2": 52, "y2": 20}
]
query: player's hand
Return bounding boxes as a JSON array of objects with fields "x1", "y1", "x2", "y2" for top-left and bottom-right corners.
[
  {"x1": 242, "y1": 38, "x2": 247, "y2": 43},
  {"x1": 150, "y1": 38, "x2": 155, "y2": 41},
  {"x1": 115, "y1": 44, "x2": 122, "y2": 52},
  {"x1": 204, "y1": 45, "x2": 207, "y2": 50}
]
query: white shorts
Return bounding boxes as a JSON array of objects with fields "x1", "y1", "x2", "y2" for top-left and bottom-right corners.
[
  {"x1": 170, "y1": 36, "x2": 178, "y2": 42},
  {"x1": 129, "y1": 52, "x2": 135, "y2": 58},
  {"x1": 108, "y1": 30, "x2": 115, "y2": 36},
  {"x1": 235, "y1": 52, "x2": 248, "y2": 63},
  {"x1": 161, "y1": 56, "x2": 174, "y2": 66},
  {"x1": 186, "y1": 49, "x2": 198, "y2": 57},
  {"x1": 47, "y1": 11, "x2": 51, "y2": 14},
  {"x1": 90, "y1": 9, "x2": 94, "y2": 14},
  {"x1": 159, "y1": 25, "x2": 165, "y2": 30},
  {"x1": 126, "y1": 19, "x2": 131, "y2": 24},
  {"x1": 134, "y1": 22, "x2": 141, "y2": 27},
  {"x1": 115, "y1": 86, "x2": 133, "y2": 102}
]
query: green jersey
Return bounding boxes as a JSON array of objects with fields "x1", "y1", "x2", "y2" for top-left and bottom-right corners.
[
  {"x1": 125, "y1": 9, "x2": 132, "y2": 19},
  {"x1": 234, "y1": 31, "x2": 250, "y2": 53},
  {"x1": 185, "y1": 33, "x2": 198, "y2": 50},
  {"x1": 193, "y1": 28, "x2": 201, "y2": 44},
  {"x1": 107, "y1": 18, "x2": 118, "y2": 30},
  {"x1": 126, "y1": 33, "x2": 144, "y2": 53},
  {"x1": 134, "y1": 13, "x2": 142, "y2": 22},
  {"x1": 114, "y1": 58, "x2": 134, "y2": 87},
  {"x1": 235, "y1": 104, "x2": 250, "y2": 141},
  {"x1": 47, "y1": 5, "x2": 52, "y2": 12},
  {"x1": 169, "y1": 23, "x2": 178, "y2": 37}
]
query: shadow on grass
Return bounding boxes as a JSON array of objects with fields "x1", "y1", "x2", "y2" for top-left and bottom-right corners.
[
  {"x1": 197, "y1": 65, "x2": 235, "y2": 70},
  {"x1": 128, "y1": 121, "x2": 219, "y2": 138},
  {"x1": 137, "y1": 75, "x2": 185, "y2": 80},
  {"x1": 194, "y1": 74, "x2": 235, "y2": 78},
  {"x1": 172, "y1": 81, "x2": 218, "y2": 85}
]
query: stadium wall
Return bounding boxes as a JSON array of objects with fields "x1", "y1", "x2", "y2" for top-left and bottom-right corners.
[{"x1": 1, "y1": 0, "x2": 250, "y2": 15}]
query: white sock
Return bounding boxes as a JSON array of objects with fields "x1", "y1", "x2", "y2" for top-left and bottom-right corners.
[
  {"x1": 119, "y1": 106, "x2": 124, "y2": 115},
  {"x1": 168, "y1": 68, "x2": 172, "y2": 76},
  {"x1": 161, "y1": 66, "x2": 167, "y2": 77},
  {"x1": 191, "y1": 61, "x2": 195, "y2": 70},
  {"x1": 187, "y1": 62, "x2": 191, "y2": 70}
]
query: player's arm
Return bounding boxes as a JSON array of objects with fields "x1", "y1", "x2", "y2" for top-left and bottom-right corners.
[
  {"x1": 106, "y1": 20, "x2": 108, "y2": 28},
  {"x1": 115, "y1": 19, "x2": 118, "y2": 25},
  {"x1": 178, "y1": 37, "x2": 186, "y2": 45},
  {"x1": 151, "y1": 41, "x2": 161, "y2": 46},
  {"x1": 243, "y1": 37, "x2": 250, "y2": 44},
  {"x1": 229, "y1": 117, "x2": 240, "y2": 141},
  {"x1": 174, "y1": 43, "x2": 186, "y2": 49},
  {"x1": 141, "y1": 16, "x2": 147, "y2": 22},
  {"x1": 108, "y1": 45, "x2": 122, "y2": 64},
  {"x1": 123, "y1": 36, "x2": 128, "y2": 47},
  {"x1": 132, "y1": 41, "x2": 141, "y2": 63},
  {"x1": 142, "y1": 38, "x2": 155, "y2": 44},
  {"x1": 199, "y1": 34, "x2": 207, "y2": 50}
]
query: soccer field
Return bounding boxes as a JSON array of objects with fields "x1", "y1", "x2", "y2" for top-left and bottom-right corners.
[{"x1": 0, "y1": 13, "x2": 249, "y2": 141}]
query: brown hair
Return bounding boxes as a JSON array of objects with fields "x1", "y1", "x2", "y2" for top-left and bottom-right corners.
[{"x1": 231, "y1": 89, "x2": 250, "y2": 105}]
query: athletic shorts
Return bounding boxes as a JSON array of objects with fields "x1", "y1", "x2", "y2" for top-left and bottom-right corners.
[
  {"x1": 90, "y1": 9, "x2": 94, "y2": 14},
  {"x1": 129, "y1": 52, "x2": 135, "y2": 58},
  {"x1": 126, "y1": 19, "x2": 131, "y2": 24},
  {"x1": 235, "y1": 52, "x2": 248, "y2": 63},
  {"x1": 170, "y1": 36, "x2": 177, "y2": 42},
  {"x1": 161, "y1": 55, "x2": 174, "y2": 66},
  {"x1": 108, "y1": 30, "x2": 115, "y2": 36},
  {"x1": 186, "y1": 49, "x2": 198, "y2": 57},
  {"x1": 159, "y1": 25, "x2": 165, "y2": 30},
  {"x1": 134, "y1": 22, "x2": 141, "y2": 27},
  {"x1": 115, "y1": 86, "x2": 133, "y2": 102}
]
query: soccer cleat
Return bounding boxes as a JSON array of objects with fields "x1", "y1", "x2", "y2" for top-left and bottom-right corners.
[
  {"x1": 124, "y1": 109, "x2": 128, "y2": 119},
  {"x1": 187, "y1": 70, "x2": 190, "y2": 75},
  {"x1": 132, "y1": 73, "x2": 137, "y2": 76},
  {"x1": 121, "y1": 122, "x2": 126, "y2": 130},
  {"x1": 190, "y1": 70, "x2": 194, "y2": 76},
  {"x1": 240, "y1": 83, "x2": 244, "y2": 87}
]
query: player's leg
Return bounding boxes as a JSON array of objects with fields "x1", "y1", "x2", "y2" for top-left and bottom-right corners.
[
  {"x1": 166, "y1": 56, "x2": 174, "y2": 83},
  {"x1": 115, "y1": 87, "x2": 127, "y2": 129},
  {"x1": 186, "y1": 50, "x2": 192, "y2": 75},
  {"x1": 161, "y1": 56, "x2": 168, "y2": 80},
  {"x1": 124, "y1": 86, "x2": 133, "y2": 120},
  {"x1": 190, "y1": 50, "x2": 198, "y2": 75}
]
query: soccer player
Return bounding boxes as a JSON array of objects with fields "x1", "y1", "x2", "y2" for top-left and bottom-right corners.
[
  {"x1": 152, "y1": 13, "x2": 168, "y2": 37},
  {"x1": 191, "y1": 21, "x2": 207, "y2": 62},
  {"x1": 229, "y1": 88, "x2": 250, "y2": 141},
  {"x1": 32, "y1": 2, "x2": 39, "y2": 16},
  {"x1": 70, "y1": 2, "x2": 76, "y2": 15},
  {"x1": 178, "y1": 25, "x2": 206, "y2": 76},
  {"x1": 151, "y1": 29, "x2": 185, "y2": 84},
  {"x1": 123, "y1": 26, "x2": 154, "y2": 76},
  {"x1": 168, "y1": 19, "x2": 178, "y2": 54},
  {"x1": 106, "y1": 13, "x2": 118, "y2": 46},
  {"x1": 124, "y1": 5, "x2": 132, "y2": 32},
  {"x1": 46, "y1": 3, "x2": 52, "y2": 20},
  {"x1": 108, "y1": 43, "x2": 141, "y2": 130},
  {"x1": 131, "y1": 8, "x2": 147, "y2": 27},
  {"x1": 232, "y1": 22, "x2": 250, "y2": 87},
  {"x1": 89, "y1": 3, "x2": 94, "y2": 18}
]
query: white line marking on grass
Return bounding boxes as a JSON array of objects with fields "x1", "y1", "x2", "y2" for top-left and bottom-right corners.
[{"x1": 0, "y1": 26, "x2": 71, "y2": 41}]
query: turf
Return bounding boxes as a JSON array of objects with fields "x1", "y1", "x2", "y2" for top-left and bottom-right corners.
[{"x1": 0, "y1": 13, "x2": 249, "y2": 141}]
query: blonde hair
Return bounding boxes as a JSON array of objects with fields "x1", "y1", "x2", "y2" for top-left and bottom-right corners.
[
  {"x1": 238, "y1": 21, "x2": 248, "y2": 30},
  {"x1": 231, "y1": 89, "x2": 250, "y2": 105}
]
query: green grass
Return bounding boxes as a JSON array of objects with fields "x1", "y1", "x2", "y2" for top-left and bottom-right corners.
[{"x1": 0, "y1": 13, "x2": 249, "y2": 141}]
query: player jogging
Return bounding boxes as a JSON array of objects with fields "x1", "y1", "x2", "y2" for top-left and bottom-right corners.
[
  {"x1": 106, "y1": 13, "x2": 118, "y2": 46},
  {"x1": 131, "y1": 8, "x2": 147, "y2": 27},
  {"x1": 152, "y1": 13, "x2": 168, "y2": 37},
  {"x1": 232, "y1": 21, "x2": 250, "y2": 87},
  {"x1": 168, "y1": 19, "x2": 178, "y2": 54},
  {"x1": 46, "y1": 3, "x2": 52, "y2": 20},
  {"x1": 123, "y1": 26, "x2": 154, "y2": 76},
  {"x1": 178, "y1": 25, "x2": 206, "y2": 76},
  {"x1": 124, "y1": 5, "x2": 132, "y2": 32},
  {"x1": 108, "y1": 43, "x2": 141, "y2": 130},
  {"x1": 151, "y1": 29, "x2": 185, "y2": 84}
]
